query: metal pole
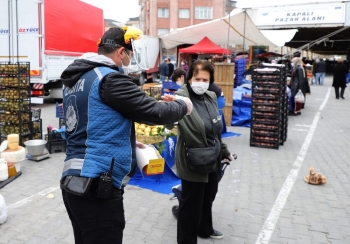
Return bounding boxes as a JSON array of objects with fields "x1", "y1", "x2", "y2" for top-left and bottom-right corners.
[
  {"x1": 7, "y1": 0, "x2": 11, "y2": 62},
  {"x1": 243, "y1": 10, "x2": 247, "y2": 54},
  {"x1": 227, "y1": 13, "x2": 230, "y2": 51}
]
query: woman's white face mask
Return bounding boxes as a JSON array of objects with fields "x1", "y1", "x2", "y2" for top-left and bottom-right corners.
[{"x1": 191, "y1": 81, "x2": 209, "y2": 95}]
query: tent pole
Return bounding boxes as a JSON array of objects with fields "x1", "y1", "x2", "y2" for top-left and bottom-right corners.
[
  {"x1": 243, "y1": 10, "x2": 247, "y2": 54},
  {"x1": 227, "y1": 13, "x2": 231, "y2": 52}
]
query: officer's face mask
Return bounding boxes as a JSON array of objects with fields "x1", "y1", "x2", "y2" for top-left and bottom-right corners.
[{"x1": 120, "y1": 50, "x2": 132, "y2": 75}]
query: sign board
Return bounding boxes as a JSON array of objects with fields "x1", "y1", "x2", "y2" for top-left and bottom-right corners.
[{"x1": 256, "y1": 3, "x2": 346, "y2": 26}]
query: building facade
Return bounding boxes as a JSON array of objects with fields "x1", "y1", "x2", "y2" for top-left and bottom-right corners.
[
  {"x1": 139, "y1": 0, "x2": 229, "y2": 37},
  {"x1": 126, "y1": 17, "x2": 140, "y2": 28}
]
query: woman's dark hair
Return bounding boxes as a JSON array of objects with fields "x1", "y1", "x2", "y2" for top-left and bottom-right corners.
[
  {"x1": 171, "y1": 68, "x2": 186, "y2": 82},
  {"x1": 186, "y1": 60, "x2": 214, "y2": 84},
  {"x1": 98, "y1": 27, "x2": 131, "y2": 55}
]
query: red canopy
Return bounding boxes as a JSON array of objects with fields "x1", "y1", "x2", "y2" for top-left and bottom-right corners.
[{"x1": 178, "y1": 37, "x2": 231, "y2": 54}]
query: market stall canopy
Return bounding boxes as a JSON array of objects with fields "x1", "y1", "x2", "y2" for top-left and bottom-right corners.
[
  {"x1": 160, "y1": 9, "x2": 295, "y2": 49},
  {"x1": 256, "y1": 52, "x2": 283, "y2": 59},
  {"x1": 178, "y1": 36, "x2": 231, "y2": 54}
]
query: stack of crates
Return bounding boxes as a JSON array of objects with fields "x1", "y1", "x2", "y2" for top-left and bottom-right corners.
[
  {"x1": 259, "y1": 63, "x2": 288, "y2": 144},
  {"x1": 234, "y1": 58, "x2": 246, "y2": 87},
  {"x1": 250, "y1": 67, "x2": 286, "y2": 149},
  {"x1": 44, "y1": 103, "x2": 66, "y2": 154},
  {"x1": 31, "y1": 109, "x2": 42, "y2": 140}
]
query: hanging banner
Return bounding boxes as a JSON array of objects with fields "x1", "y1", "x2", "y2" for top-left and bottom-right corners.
[{"x1": 256, "y1": 3, "x2": 345, "y2": 26}]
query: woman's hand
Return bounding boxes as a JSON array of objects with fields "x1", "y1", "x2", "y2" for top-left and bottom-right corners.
[
  {"x1": 136, "y1": 141, "x2": 146, "y2": 149},
  {"x1": 223, "y1": 154, "x2": 237, "y2": 162}
]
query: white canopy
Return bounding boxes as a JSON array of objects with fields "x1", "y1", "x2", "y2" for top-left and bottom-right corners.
[{"x1": 160, "y1": 9, "x2": 297, "y2": 50}]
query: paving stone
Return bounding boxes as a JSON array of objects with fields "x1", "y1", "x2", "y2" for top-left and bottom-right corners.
[
  {"x1": 326, "y1": 228, "x2": 345, "y2": 240},
  {"x1": 292, "y1": 215, "x2": 309, "y2": 226},
  {"x1": 278, "y1": 227, "x2": 297, "y2": 240},
  {"x1": 319, "y1": 210, "x2": 339, "y2": 220},
  {"x1": 327, "y1": 240, "x2": 349, "y2": 244},
  {"x1": 294, "y1": 224, "x2": 312, "y2": 236},
  {"x1": 308, "y1": 221, "x2": 327, "y2": 232},
  {"x1": 309, "y1": 231, "x2": 332, "y2": 244},
  {"x1": 294, "y1": 234, "x2": 314, "y2": 244}
]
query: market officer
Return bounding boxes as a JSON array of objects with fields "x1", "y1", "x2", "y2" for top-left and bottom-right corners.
[{"x1": 59, "y1": 26, "x2": 193, "y2": 244}]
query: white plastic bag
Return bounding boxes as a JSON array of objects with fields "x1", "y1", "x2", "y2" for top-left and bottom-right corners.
[
  {"x1": 0, "y1": 194, "x2": 8, "y2": 224},
  {"x1": 294, "y1": 89, "x2": 305, "y2": 103}
]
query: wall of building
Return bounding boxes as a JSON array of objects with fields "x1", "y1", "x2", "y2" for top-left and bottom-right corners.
[{"x1": 140, "y1": 0, "x2": 226, "y2": 36}]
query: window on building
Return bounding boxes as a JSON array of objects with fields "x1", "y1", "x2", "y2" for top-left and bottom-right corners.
[
  {"x1": 179, "y1": 9, "x2": 190, "y2": 19},
  {"x1": 158, "y1": 28, "x2": 169, "y2": 36},
  {"x1": 158, "y1": 8, "x2": 169, "y2": 18},
  {"x1": 195, "y1": 7, "x2": 213, "y2": 20}
]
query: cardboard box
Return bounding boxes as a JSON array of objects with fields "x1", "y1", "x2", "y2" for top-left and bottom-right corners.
[
  {"x1": 144, "y1": 158, "x2": 165, "y2": 176},
  {"x1": 136, "y1": 145, "x2": 165, "y2": 175}
]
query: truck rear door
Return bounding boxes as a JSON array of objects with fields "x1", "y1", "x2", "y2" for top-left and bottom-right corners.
[{"x1": 0, "y1": 0, "x2": 42, "y2": 79}]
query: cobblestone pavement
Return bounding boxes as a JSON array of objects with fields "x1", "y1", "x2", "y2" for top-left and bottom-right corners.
[{"x1": 1, "y1": 76, "x2": 350, "y2": 244}]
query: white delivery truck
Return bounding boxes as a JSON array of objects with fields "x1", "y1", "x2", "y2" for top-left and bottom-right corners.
[{"x1": 0, "y1": 0, "x2": 104, "y2": 103}]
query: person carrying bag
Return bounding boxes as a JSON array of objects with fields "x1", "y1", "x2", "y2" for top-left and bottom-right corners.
[{"x1": 164, "y1": 60, "x2": 235, "y2": 243}]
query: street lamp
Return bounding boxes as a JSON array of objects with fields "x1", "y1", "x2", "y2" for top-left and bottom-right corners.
[{"x1": 226, "y1": 1, "x2": 237, "y2": 52}]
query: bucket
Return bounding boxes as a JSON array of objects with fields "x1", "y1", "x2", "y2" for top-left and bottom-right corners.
[
  {"x1": 24, "y1": 140, "x2": 47, "y2": 156},
  {"x1": 0, "y1": 159, "x2": 8, "y2": 181}
]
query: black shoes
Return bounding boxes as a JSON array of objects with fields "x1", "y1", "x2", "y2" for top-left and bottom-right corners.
[
  {"x1": 210, "y1": 230, "x2": 224, "y2": 239},
  {"x1": 341, "y1": 97, "x2": 345, "y2": 99}
]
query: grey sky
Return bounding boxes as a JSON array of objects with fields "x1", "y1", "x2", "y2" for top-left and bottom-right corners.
[{"x1": 81, "y1": 0, "x2": 346, "y2": 23}]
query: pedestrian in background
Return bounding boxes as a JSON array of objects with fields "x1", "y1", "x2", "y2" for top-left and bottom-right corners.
[
  {"x1": 332, "y1": 58, "x2": 348, "y2": 99},
  {"x1": 314, "y1": 59, "x2": 327, "y2": 85},
  {"x1": 160, "y1": 58, "x2": 169, "y2": 82},
  {"x1": 290, "y1": 57, "x2": 307, "y2": 115},
  {"x1": 180, "y1": 60, "x2": 189, "y2": 72},
  {"x1": 312, "y1": 58, "x2": 319, "y2": 85},
  {"x1": 59, "y1": 26, "x2": 192, "y2": 244},
  {"x1": 164, "y1": 60, "x2": 234, "y2": 243},
  {"x1": 167, "y1": 57, "x2": 175, "y2": 79},
  {"x1": 171, "y1": 68, "x2": 186, "y2": 87}
]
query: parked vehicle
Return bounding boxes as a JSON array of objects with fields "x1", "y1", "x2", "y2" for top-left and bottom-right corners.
[{"x1": 0, "y1": 0, "x2": 104, "y2": 103}]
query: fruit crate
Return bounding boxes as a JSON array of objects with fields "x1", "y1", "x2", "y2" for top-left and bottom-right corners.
[
  {"x1": 45, "y1": 139, "x2": 66, "y2": 154},
  {"x1": 46, "y1": 128, "x2": 64, "y2": 141},
  {"x1": 0, "y1": 62, "x2": 32, "y2": 146},
  {"x1": 31, "y1": 108, "x2": 41, "y2": 121},
  {"x1": 150, "y1": 87, "x2": 162, "y2": 100},
  {"x1": 136, "y1": 134, "x2": 165, "y2": 144}
]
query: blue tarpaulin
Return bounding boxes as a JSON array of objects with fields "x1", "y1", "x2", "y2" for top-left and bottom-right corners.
[
  {"x1": 231, "y1": 86, "x2": 251, "y2": 127},
  {"x1": 129, "y1": 136, "x2": 180, "y2": 194}
]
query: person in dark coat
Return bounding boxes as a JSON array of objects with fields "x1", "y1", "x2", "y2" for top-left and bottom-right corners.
[
  {"x1": 289, "y1": 57, "x2": 307, "y2": 115},
  {"x1": 159, "y1": 58, "x2": 169, "y2": 82},
  {"x1": 332, "y1": 59, "x2": 349, "y2": 99},
  {"x1": 167, "y1": 57, "x2": 175, "y2": 79},
  {"x1": 314, "y1": 59, "x2": 327, "y2": 85}
]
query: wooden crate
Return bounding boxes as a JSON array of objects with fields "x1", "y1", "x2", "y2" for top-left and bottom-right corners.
[{"x1": 214, "y1": 63, "x2": 235, "y2": 126}]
